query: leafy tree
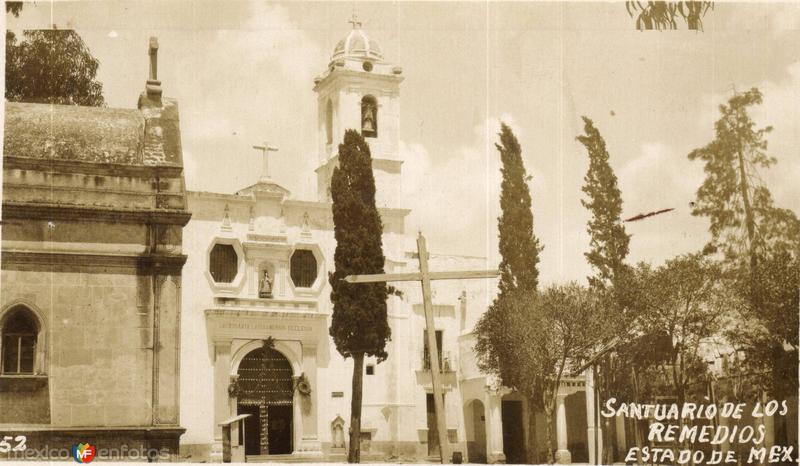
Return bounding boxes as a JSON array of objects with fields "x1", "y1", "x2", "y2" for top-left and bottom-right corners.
[
  {"x1": 688, "y1": 88, "x2": 799, "y2": 388},
  {"x1": 6, "y1": 29, "x2": 105, "y2": 106},
  {"x1": 474, "y1": 123, "x2": 543, "y2": 462},
  {"x1": 626, "y1": 1, "x2": 714, "y2": 31},
  {"x1": 329, "y1": 129, "x2": 391, "y2": 463},
  {"x1": 689, "y1": 88, "x2": 799, "y2": 278},
  {"x1": 689, "y1": 88, "x2": 799, "y2": 451},
  {"x1": 636, "y1": 255, "x2": 724, "y2": 404},
  {"x1": 524, "y1": 284, "x2": 596, "y2": 464}
]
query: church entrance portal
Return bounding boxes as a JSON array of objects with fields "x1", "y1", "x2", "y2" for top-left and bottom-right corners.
[{"x1": 236, "y1": 345, "x2": 294, "y2": 455}]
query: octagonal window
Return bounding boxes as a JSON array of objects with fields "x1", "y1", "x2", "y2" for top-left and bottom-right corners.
[
  {"x1": 210, "y1": 243, "x2": 238, "y2": 283},
  {"x1": 290, "y1": 249, "x2": 317, "y2": 288}
]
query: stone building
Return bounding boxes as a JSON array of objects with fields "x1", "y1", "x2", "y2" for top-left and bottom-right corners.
[
  {"x1": 0, "y1": 40, "x2": 189, "y2": 460},
  {"x1": 176, "y1": 20, "x2": 549, "y2": 463}
]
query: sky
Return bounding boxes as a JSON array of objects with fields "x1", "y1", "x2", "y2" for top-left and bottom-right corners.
[{"x1": 6, "y1": 1, "x2": 800, "y2": 286}]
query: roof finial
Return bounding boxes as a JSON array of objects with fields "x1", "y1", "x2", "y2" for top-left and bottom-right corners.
[{"x1": 348, "y1": 11, "x2": 361, "y2": 29}]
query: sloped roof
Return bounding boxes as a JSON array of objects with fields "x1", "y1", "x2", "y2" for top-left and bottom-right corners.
[{"x1": 3, "y1": 101, "x2": 181, "y2": 166}]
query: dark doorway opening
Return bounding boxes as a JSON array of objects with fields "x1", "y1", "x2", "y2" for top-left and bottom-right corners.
[
  {"x1": 268, "y1": 405, "x2": 293, "y2": 454},
  {"x1": 502, "y1": 400, "x2": 525, "y2": 463},
  {"x1": 239, "y1": 404, "x2": 261, "y2": 456},
  {"x1": 426, "y1": 393, "x2": 448, "y2": 457}
]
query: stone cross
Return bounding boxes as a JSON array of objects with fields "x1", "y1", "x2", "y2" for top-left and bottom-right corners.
[
  {"x1": 344, "y1": 232, "x2": 499, "y2": 464},
  {"x1": 149, "y1": 37, "x2": 159, "y2": 81},
  {"x1": 252, "y1": 142, "x2": 279, "y2": 182}
]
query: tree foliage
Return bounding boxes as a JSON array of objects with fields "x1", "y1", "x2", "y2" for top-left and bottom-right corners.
[
  {"x1": 688, "y1": 88, "x2": 800, "y2": 397},
  {"x1": 6, "y1": 1, "x2": 23, "y2": 17},
  {"x1": 329, "y1": 129, "x2": 390, "y2": 462},
  {"x1": 626, "y1": 1, "x2": 714, "y2": 31},
  {"x1": 632, "y1": 255, "x2": 724, "y2": 402},
  {"x1": 526, "y1": 284, "x2": 596, "y2": 463},
  {"x1": 495, "y1": 123, "x2": 543, "y2": 298},
  {"x1": 329, "y1": 130, "x2": 391, "y2": 360},
  {"x1": 475, "y1": 123, "x2": 542, "y2": 383},
  {"x1": 473, "y1": 123, "x2": 543, "y2": 462},
  {"x1": 689, "y1": 88, "x2": 799, "y2": 267},
  {"x1": 6, "y1": 29, "x2": 105, "y2": 106},
  {"x1": 577, "y1": 116, "x2": 631, "y2": 291}
]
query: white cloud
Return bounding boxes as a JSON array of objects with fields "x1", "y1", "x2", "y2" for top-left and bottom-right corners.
[
  {"x1": 401, "y1": 115, "x2": 551, "y2": 277},
  {"x1": 176, "y1": 2, "x2": 324, "y2": 195}
]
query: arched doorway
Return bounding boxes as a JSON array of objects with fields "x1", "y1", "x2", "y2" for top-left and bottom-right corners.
[
  {"x1": 464, "y1": 399, "x2": 487, "y2": 463},
  {"x1": 236, "y1": 345, "x2": 294, "y2": 456}
]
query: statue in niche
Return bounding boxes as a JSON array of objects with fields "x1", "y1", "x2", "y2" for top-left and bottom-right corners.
[
  {"x1": 331, "y1": 416, "x2": 346, "y2": 449},
  {"x1": 259, "y1": 269, "x2": 273, "y2": 298},
  {"x1": 361, "y1": 97, "x2": 377, "y2": 137},
  {"x1": 362, "y1": 106, "x2": 375, "y2": 132}
]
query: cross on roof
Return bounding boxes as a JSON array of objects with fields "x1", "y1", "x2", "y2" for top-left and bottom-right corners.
[
  {"x1": 252, "y1": 142, "x2": 279, "y2": 182},
  {"x1": 348, "y1": 12, "x2": 361, "y2": 29},
  {"x1": 148, "y1": 37, "x2": 159, "y2": 81}
]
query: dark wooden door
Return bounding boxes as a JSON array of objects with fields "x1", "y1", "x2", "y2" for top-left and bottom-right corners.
[
  {"x1": 267, "y1": 405, "x2": 293, "y2": 454},
  {"x1": 239, "y1": 404, "x2": 261, "y2": 455},
  {"x1": 502, "y1": 400, "x2": 526, "y2": 463}
]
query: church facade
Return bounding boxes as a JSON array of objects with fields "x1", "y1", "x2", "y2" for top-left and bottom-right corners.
[{"x1": 176, "y1": 22, "x2": 540, "y2": 463}]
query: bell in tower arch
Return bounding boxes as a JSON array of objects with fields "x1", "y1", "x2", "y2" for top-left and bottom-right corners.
[{"x1": 361, "y1": 95, "x2": 377, "y2": 138}]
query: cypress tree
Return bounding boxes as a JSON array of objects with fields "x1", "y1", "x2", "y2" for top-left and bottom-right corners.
[
  {"x1": 577, "y1": 116, "x2": 631, "y2": 289},
  {"x1": 577, "y1": 117, "x2": 632, "y2": 464},
  {"x1": 329, "y1": 129, "x2": 391, "y2": 463},
  {"x1": 474, "y1": 123, "x2": 542, "y2": 462}
]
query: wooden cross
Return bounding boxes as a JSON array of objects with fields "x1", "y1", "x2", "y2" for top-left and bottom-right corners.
[
  {"x1": 252, "y1": 142, "x2": 279, "y2": 182},
  {"x1": 344, "y1": 232, "x2": 498, "y2": 464}
]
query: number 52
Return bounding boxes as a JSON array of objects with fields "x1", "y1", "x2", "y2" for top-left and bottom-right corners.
[{"x1": 0, "y1": 435, "x2": 27, "y2": 453}]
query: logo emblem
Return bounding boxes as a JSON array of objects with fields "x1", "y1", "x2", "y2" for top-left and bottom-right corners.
[{"x1": 72, "y1": 443, "x2": 96, "y2": 463}]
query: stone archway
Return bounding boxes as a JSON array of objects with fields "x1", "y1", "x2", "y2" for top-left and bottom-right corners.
[
  {"x1": 464, "y1": 399, "x2": 487, "y2": 463},
  {"x1": 236, "y1": 345, "x2": 294, "y2": 456}
]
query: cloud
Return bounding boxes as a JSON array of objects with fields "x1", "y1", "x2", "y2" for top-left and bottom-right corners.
[
  {"x1": 401, "y1": 114, "x2": 551, "y2": 278},
  {"x1": 173, "y1": 3, "x2": 324, "y2": 195}
]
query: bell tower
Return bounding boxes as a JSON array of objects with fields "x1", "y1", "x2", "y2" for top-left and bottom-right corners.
[{"x1": 313, "y1": 16, "x2": 404, "y2": 208}]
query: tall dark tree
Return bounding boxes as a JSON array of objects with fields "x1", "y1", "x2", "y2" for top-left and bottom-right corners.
[
  {"x1": 688, "y1": 88, "x2": 799, "y2": 282},
  {"x1": 474, "y1": 123, "x2": 543, "y2": 462},
  {"x1": 6, "y1": 29, "x2": 105, "y2": 106},
  {"x1": 577, "y1": 116, "x2": 631, "y2": 290},
  {"x1": 577, "y1": 116, "x2": 633, "y2": 463},
  {"x1": 494, "y1": 123, "x2": 543, "y2": 298},
  {"x1": 689, "y1": 88, "x2": 800, "y2": 444},
  {"x1": 329, "y1": 130, "x2": 391, "y2": 463}
]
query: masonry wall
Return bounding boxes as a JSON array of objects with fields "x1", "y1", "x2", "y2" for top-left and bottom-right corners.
[{"x1": 0, "y1": 265, "x2": 182, "y2": 426}]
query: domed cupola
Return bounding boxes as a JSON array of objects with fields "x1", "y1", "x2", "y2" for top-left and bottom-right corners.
[{"x1": 330, "y1": 17, "x2": 383, "y2": 64}]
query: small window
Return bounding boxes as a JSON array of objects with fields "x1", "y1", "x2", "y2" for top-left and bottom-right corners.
[
  {"x1": 325, "y1": 99, "x2": 333, "y2": 145},
  {"x1": 422, "y1": 330, "x2": 444, "y2": 370},
  {"x1": 366, "y1": 364, "x2": 375, "y2": 375},
  {"x1": 2, "y1": 308, "x2": 38, "y2": 374},
  {"x1": 361, "y1": 95, "x2": 377, "y2": 138},
  {"x1": 290, "y1": 249, "x2": 317, "y2": 288},
  {"x1": 210, "y1": 243, "x2": 238, "y2": 283}
]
